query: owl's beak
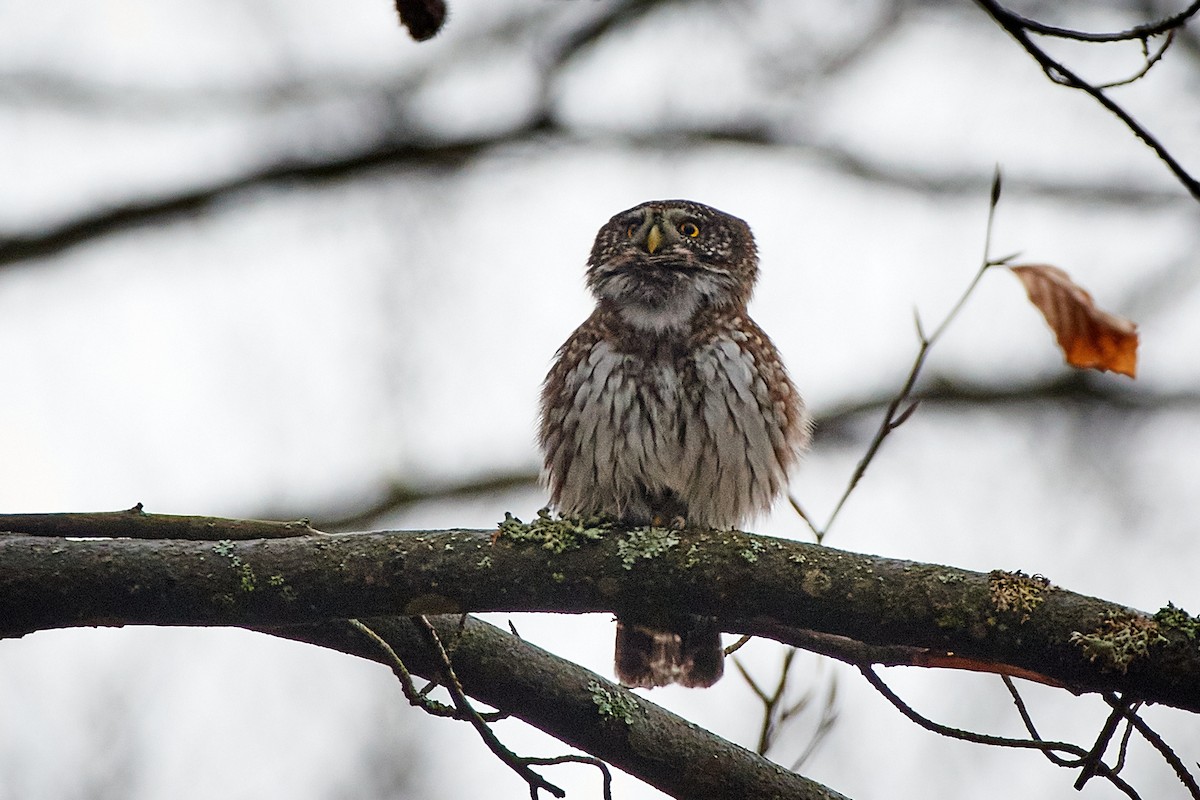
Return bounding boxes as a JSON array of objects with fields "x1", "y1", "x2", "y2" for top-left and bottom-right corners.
[{"x1": 645, "y1": 223, "x2": 663, "y2": 254}]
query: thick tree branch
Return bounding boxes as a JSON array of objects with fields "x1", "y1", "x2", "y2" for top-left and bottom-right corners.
[
  {"x1": 268, "y1": 614, "x2": 846, "y2": 800},
  {"x1": 1, "y1": 514, "x2": 1198, "y2": 715}
]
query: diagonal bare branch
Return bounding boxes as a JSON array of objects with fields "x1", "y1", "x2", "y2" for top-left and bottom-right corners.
[
  {"x1": 975, "y1": 0, "x2": 1200, "y2": 201},
  {"x1": 271, "y1": 614, "x2": 845, "y2": 800},
  {"x1": 992, "y1": 0, "x2": 1200, "y2": 43},
  {"x1": 859, "y1": 665, "x2": 1142, "y2": 798}
]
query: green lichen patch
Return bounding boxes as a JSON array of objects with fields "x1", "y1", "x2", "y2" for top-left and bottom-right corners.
[
  {"x1": 616, "y1": 527, "x2": 679, "y2": 570},
  {"x1": 989, "y1": 570, "x2": 1052, "y2": 623},
  {"x1": 739, "y1": 537, "x2": 765, "y2": 564},
  {"x1": 495, "y1": 508, "x2": 612, "y2": 554},
  {"x1": 587, "y1": 680, "x2": 638, "y2": 725},
  {"x1": 1070, "y1": 614, "x2": 1167, "y2": 673},
  {"x1": 266, "y1": 574, "x2": 298, "y2": 602},
  {"x1": 1153, "y1": 602, "x2": 1200, "y2": 642},
  {"x1": 212, "y1": 539, "x2": 257, "y2": 593}
]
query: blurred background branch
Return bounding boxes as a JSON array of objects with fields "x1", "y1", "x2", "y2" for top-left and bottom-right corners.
[{"x1": 280, "y1": 371, "x2": 1200, "y2": 532}]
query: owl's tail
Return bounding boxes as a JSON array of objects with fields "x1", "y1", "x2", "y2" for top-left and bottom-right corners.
[{"x1": 614, "y1": 616, "x2": 723, "y2": 688}]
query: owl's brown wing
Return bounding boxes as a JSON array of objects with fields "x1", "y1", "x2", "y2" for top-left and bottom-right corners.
[{"x1": 538, "y1": 308, "x2": 607, "y2": 513}]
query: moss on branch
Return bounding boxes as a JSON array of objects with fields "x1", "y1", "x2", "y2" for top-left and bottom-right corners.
[{"x1": 1, "y1": 510, "x2": 1198, "y2": 713}]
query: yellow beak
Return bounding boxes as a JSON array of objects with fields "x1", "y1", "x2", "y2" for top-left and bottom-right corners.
[{"x1": 646, "y1": 223, "x2": 663, "y2": 254}]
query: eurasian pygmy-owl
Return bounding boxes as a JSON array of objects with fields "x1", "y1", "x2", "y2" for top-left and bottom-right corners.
[{"x1": 538, "y1": 199, "x2": 811, "y2": 688}]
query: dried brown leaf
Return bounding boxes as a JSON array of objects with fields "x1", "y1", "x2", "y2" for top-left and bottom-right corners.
[{"x1": 1009, "y1": 264, "x2": 1138, "y2": 378}]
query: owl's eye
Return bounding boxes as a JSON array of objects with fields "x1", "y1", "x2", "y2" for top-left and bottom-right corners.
[
  {"x1": 625, "y1": 224, "x2": 638, "y2": 238},
  {"x1": 679, "y1": 221, "x2": 700, "y2": 238}
]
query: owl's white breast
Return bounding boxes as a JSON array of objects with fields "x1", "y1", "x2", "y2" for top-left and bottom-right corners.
[
  {"x1": 561, "y1": 340, "x2": 686, "y2": 502},
  {"x1": 550, "y1": 331, "x2": 795, "y2": 529},
  {"x1": 614, "y1": 291, "x2": 702, "y2": 334}
]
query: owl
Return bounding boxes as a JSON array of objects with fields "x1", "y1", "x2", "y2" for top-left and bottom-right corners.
[{"x1": 539, "y1": 199, "x2": 811, "y2": 688}]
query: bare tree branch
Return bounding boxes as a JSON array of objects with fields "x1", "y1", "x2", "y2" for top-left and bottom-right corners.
[
  {"x1": 1, "y1": 126, "x2": 1185, "y2": 273},
  {"x1": 255, "y1": 373, "x2": 1200, "y2": 533},
  {"x1": 312, "y1": 471, "x2": 542, "y2": 532},
  {"x1": 1105, "y1": 692, "x2": 1200, "y2": 799},
  {"x1": 1002, "y1": 674, "x2": 1079, "y2": 767},
  {"x1": 975, "y1": 0, "x2": 1200, "y2": 200},
  {"x1": 409, "y1": 615, "x2": 568, "y2": 798},
  {"x1": 803, "y1": 170, "x2": 1008, "y2": 542},
  {"x1": 0, "y1": 503, "x2": 321, "y2": 541},
  {"x1": 991, "y1": 0, "x2": 1200, "y2": 43},
  {"x1": 858, "y1": 665, "x2": 1142, "y2": 798},
  {"x1": 0, "y1": 126, "x2": 550, "y2": 269},
  {"x1": 269, "y1": 614, "x2": 847, "y2": 800}
]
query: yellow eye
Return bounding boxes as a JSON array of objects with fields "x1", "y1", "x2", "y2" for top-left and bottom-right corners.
[
  {"x1": 679, "y1": 221, "x2": 700, "y2": 238},
  {"x1": 626, "y1": 224, "x2": 638, "y2": 238}
]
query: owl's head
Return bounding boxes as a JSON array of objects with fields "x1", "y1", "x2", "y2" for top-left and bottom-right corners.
[{"x1": 585, "y1": 199, "x2": 759, "y2": 333}]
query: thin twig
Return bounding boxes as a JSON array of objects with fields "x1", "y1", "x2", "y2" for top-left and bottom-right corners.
[
  {"x1": 1074, "y1": 698, "x2": 1128, "y2": 789},
  {"x1": 346, "y1": 619, "x2": 463, "y2": 719},
  {"x1": 0, "y1": 504, "x2": 323, "y2": 540},
  {"x1": 351, "y1": 618, "x2": 561, "y2": 796},
  {"x1": 752, "y1": 648, "x2": 799, "y2": 754},
  {"x1": 790, "y1": 674, "x2": 840, "y2": 772},
  {"x1": 1105, "y1": 693, "x2": 1200, "y2": 799},
  {"x1": 411, "y1": 615, "x2": 566, "y2": 798},
  {"x1": 524, "y1": 756, "x2": 615, "y2": 800},
  {"x1": 732, "y1": 655, "x2": 771, "y2": 705},
  {"x1": 859, "y1": 666, "x2": 1142, "y2": 799},
  {"x1": 724, "y1": 634, "x2": 754, "y2": 655},
  {"x1": 994, "y1": 0, "x2": 1200, "y2": 43},
  {"x1": 1096, "y1": 31, "x2": 1175, "y2": 89},
  {"x1": 735, "y1": 647, "x2": 839, "y2": 767},
  {"x1": 1112, "y1": 703, "x2": 1139, "y2": 775},
  {"x1": 786, "y1": 493, "x2": 817, "y2": 531},
  {"x1": 975, "y1": 0, "x2": 1200, "y2": 201},
  {"x1": 804, "y1": 170, "x2": 1007, "y2": 542},
  {"x1": 348, "y1": 619, "x2": 505, "y2": 721},
  {"x1": 861, "y1": 666, "x2": 1078, "y2": 753},
  {"x1": 1001, "y1": 675, "x2": 1078, "y2": 767}
]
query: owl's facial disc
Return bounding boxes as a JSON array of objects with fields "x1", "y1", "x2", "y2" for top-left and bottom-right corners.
[
  {"x1": 625, "y1": 208, "x2": 701, "y2": 260},
  {"x1": 585, "y1": 200, "x2": 753, "y2": 334}
]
